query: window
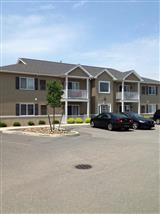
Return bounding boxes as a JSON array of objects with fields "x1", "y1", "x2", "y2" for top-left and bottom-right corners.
[
  {"x1": 20, "y1": 77, "x2": 34, "y2": 90},
  {"x1": 20, "y1": 104, "x2": 34, "y2": 115},
  {"x1": 148, "y1": 86, "x2": 156, "y2": 95},
  {"x1": 99, "y1": 81, "x2": 110, "y2": 93},
  {"x1": 41, "y1": 105, "x2": 47, "y2": 115},
  {"x1": 40, "y1": 80, "x2": 46, "y2": 90},
  {"x1": 68, "y1": 82, "x2": 80, "y2": 90},
  {"x1": 148, "y1": 104, "x2": 157, "y2": 113},
  {"x1": 99, "y1": 104, "x2": 111, "y2": 113}
]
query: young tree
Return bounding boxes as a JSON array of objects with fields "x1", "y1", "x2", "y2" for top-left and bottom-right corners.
[{"x1": 47, "y1": 80, "x2": 64, "y2": 130}]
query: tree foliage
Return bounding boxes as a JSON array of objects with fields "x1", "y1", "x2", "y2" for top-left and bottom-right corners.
[{"x1": 47, "y1": 81, "x2": 64, "y2": 129}]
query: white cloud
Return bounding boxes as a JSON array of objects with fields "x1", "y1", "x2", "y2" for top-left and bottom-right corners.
[
  {"x1": 67, "y1": 37, "x2": 159, "y2": 80},
  {"x1": 29, "y1": 4, "x2": 55, "y2": 12},
  {"x1": 72, "y1": 1, "x2": 87, "y2": 9},
  {"x1": 1, "y1": 14, "x2": 86, "y2": 64}
]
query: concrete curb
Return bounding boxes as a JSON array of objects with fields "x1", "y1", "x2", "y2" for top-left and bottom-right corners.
[
  {"x1": 1, "y1": 129, "x2": 80, "y2": 138},
  {"x1": 0, "y1": 123, "x2": 90, "y2": 132}
]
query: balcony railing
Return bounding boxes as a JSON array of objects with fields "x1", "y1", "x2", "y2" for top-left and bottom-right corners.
[
  {"x1": 63, "y1": 89, "x2": 88, "y2": 99},
  {"x1": 116, "y1": 92, "x2": 139, "y2": 100}
]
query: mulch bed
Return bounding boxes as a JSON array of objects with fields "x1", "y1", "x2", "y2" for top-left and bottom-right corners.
[{"x1": 21, "y1": 127, "x2": 69, "y2": 135}]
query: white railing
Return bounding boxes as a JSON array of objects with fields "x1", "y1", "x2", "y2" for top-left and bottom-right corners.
[
  {"x1": 62, "y1": 89, "x2": 88, "y2": 99},
  {"x1": 116, "y1": 92, "x2": 139, "y2": 100}
]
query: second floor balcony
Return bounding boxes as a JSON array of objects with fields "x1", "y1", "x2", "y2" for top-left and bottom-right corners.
[
  {"x1": 63, "y1": 89, "x2": 88, "y2": 100},
  {"x1": 116, "y1": 91, "x2": 139, "y2": 100}
]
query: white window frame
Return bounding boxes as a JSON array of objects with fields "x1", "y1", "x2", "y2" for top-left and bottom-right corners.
[
  {"x1": 148, "y1": 86, "x2": 156, "y2": 95},
  {"x1": 148, "y1": 104, "x2": 157, "y2": 114},
  {"x1": 68, "y1": 81, "x2": 80, "y2": 90},
  {"x1": 20, "y1": 103, "x2": 35, "y2": 116},
  {"x1": 20, "y1": 77, "x2": 35, "y2": 90},
  {"x1": 124, "y1": 85, "x2": 130, "y2": 92},
  {"x1": 98, "y1": 104, "x2": 111, "y2": 114},
  {"x1": 99, "y1": 81, "x2": 110, "y2": 94}
]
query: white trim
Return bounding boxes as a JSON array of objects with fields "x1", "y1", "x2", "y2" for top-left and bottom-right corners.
[
  {"x1": 19, "y1": 103, "x2": 35, "y2": 116},
  {"x1": 98, "y1": 103, "x2": 111, "y2": 114},
  {"x1": 19, "y1": 77, "x2": 35, "y2": 90},
  {"x1": 65, "y1": 64, "x2": 93, "y2": 78},
  {"x1": 98, "y1": 81, "x2": 110, "y2": 94},
  {"x1": 95, "y1": 69, "x2": 117, "y2": 80},
  {"x1": 123, "y1": 70, "x2": 143, "y2": 81},
  {"x1": 18, "y1": 58, "x2": 27, "y2": 64}
]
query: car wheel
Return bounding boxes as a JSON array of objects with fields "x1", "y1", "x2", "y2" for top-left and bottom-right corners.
[
  {"x1": 90, "y1": 121, "x2": 95, "y2": 127},
  {"x1": 107, "y1": 123, "x2": 113, "y2": 131},
  {"x1": 133, "y1": 122, "x2": 138, "y2": 129},
  {"x1": 156, "y1": 119, "x2": 160, "y2": 125}
]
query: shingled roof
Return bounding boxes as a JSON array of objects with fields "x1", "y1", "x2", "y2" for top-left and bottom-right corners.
[{"x1": 0, "y1": 58, "x2": 159, "y2": 84}]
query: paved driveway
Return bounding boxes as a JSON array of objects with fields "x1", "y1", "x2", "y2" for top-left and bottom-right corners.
[{"x1": 1, "y1": 126, "x2": 159, "y2": 213}]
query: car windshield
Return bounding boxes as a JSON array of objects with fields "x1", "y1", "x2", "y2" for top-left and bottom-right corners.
[{"x1": 112, "y1": 113, "x2": 128, "y2": 119}]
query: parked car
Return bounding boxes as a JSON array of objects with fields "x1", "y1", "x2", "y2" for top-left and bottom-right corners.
[
  {"x1": 123, "y1": 112, "x2": 155, "y2": 129},
  {"x1": 90, "y1": 113, "x2": 133, "y2": 131},
  {"x1": 153, "y1": 109, "x2": 160, "y2": 124}
]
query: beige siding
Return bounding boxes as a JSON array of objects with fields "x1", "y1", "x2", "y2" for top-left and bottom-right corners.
[
  {"x1": 125, "y1": 73, "x2": 140, "y2": 81},
  {"x1": 68, "y1": 67, "x2": 89, "y2": 77},
  {"x1": 140, "y1": 83, "x2": 160, "y2": 105},
  {"x1": 0, "y1": 72, "x2": 63, "y2": 116},
  {"x1": 95, "y1": 72, "x2": 114, "y2": 114}
]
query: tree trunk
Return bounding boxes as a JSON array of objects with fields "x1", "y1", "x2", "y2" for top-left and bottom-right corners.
[
  {"x1": 52, "y1": 107, "x2": 55, "y2": 130},
  {"x1": 48, "y1": 114, "x2": 52, "y2": 132}
]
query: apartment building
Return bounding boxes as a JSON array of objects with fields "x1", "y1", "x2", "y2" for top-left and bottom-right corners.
[{"x1": 0, "y1": 58, "x2": 159, "y2": 125}]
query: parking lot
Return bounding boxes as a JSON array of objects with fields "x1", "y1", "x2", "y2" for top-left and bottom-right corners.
[{"x1": 1, "y1": 126, "x2": 159, "y2": 213}]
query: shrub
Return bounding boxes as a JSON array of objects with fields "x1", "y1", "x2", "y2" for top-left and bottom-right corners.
[
  {"x1": 0, "y1": 122, "x2": 7, "y2": 127},
  {"x1": 13, "y1": 122, "x2": 21, "y2": 126},
  {"x1": 38, "y1": 120, "x2": 46, "y2": 125},
  {"x1": 85, "y1": 117, "x2": 91, "y2": 123},
  {"x1": 75, "y1": 117, "x2": 83, "y2": 123},
  {"x1": 53, "y1": 120, "x2": 60, "y2": 124},
  {"x1": 67, "y1": 118, "x2": 75, "y2": 124},
  {"x1": 28, "y1": 121, "x2": 35, "y2": 126}
]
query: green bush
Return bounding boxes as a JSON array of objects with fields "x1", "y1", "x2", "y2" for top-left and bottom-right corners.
[
  {"x1": 13, "y1": 122, "x2": 21, "y2": 126},
  {"x1": 75, "y1": 117, "x2": 83, "y2": 123},
  {"x1": 28, "y1": 121, "x2": 35, "y2": 126},
  {"x1": 67, "y1": 118, "x2": 75, "y2": 124},
  {"x1": 53, "y1": 120, "x2": 60, "y2": 124},
  {"x1": 85, "y1": 117, "x2": 91, "y2": 123},
  {"x1": 0, "y1": 122, "x2": 7, "y2": 127},
  {"x1": 38, "y1": 120, "x2": 46, "y2": 125}
]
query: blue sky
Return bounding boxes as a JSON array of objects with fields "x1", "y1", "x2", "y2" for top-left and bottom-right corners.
[{"x1": 1, "y1": 1, "x2": 159, "y2": 79}]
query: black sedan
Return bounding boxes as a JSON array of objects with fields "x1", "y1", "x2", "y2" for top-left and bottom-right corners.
[
  {"x1": 90, "y1": 113, "x2": 133, "y2": 131},
  {"x1": 123, "y1": 112, "x2": 155, "y2": 129}
]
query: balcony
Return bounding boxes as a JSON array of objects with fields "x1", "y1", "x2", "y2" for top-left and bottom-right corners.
[
  {"x1": 63, "y1": 89, "x2": 88, "y2": 99},
  {"x1": 116, "y1": 92, "x2": 139, "y2": 100}
]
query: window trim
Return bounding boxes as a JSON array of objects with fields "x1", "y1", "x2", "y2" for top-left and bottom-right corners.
[
  {"x1": 98, "y1": 104, "x2": 111, "y2": 114},
  {"x1": 147, "y1": 104, "x2": 157, "y2": 114},
  {"x1": 20, "y1": 103, "x2": 35, "y2": 116},
  {"x1": 19, "y1": 77, "x2": 35, "y2": 90},
  {"x1": 148, "y1": 86, "x2": 156, "y2": 95},
  {"x1": 98, "y1": 81, "x2": 110, "y2": 94}
]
